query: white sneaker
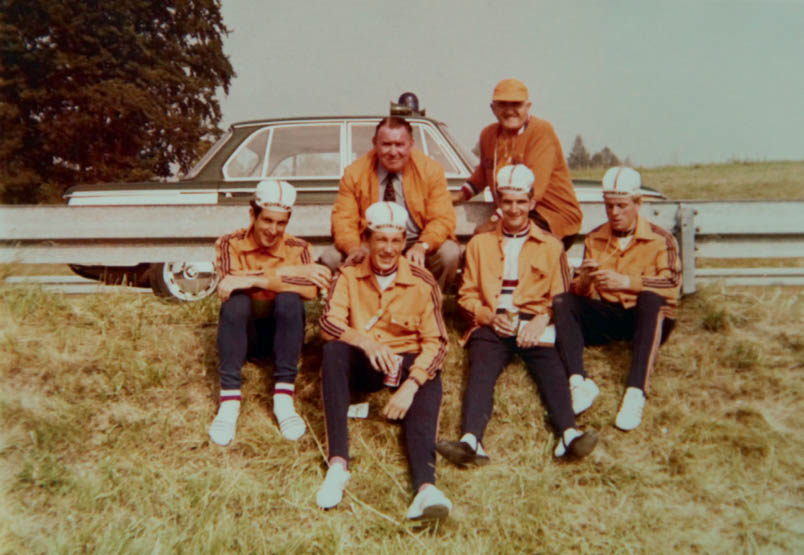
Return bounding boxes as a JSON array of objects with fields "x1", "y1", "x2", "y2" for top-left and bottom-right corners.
[
  {"x1": 406, "y1": 485, "x2": 452, "y2": 521},
  {"x1": 316, "y1": 464, "x2": 350, "y2": 509},
  {"x1": 274, "y1": 394, "x2": 306, "y2": 441},
  {"x1": 208, "y1": 400, "x2": 240, "y2": 446},
  {"x1": 615, "y1": 387, "x2": 646, "y2": 431},
  {"x1": 569, "y1": 375, "x2": 600, "y2": 415}
]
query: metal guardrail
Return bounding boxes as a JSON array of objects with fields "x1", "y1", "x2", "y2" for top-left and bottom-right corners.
[{"x1": 2, "y1": 201, "x2": 803, "y2": 293}]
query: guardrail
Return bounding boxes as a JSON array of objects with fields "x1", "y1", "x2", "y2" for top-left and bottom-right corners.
[{"x1": 2, "y1": 201, "x2": 803, "y2": 294}]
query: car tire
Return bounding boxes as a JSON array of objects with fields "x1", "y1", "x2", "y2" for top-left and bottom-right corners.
[{"x1": 149, "y1": 262, "x2": 219, "y2": 302}]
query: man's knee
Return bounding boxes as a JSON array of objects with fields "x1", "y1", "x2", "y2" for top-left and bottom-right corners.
[
  {"x1": 219, "y1": 293, "x2": 252, "y2": 323},
  {"x1": 635, "y1": 291, "x2": 665, "y2": 313},
  {"x1": 274, "y1": 292, "x2": 304, "y2": 315},
  {"x1": 435, "y1": 240, "x2": 460, "y2": 270},
  {"x1": 318, "y1": 245, "x2": 344, "y2": 271},
  {"x1": 553, "y1": 292, "x2": 581, "y2": 316}
]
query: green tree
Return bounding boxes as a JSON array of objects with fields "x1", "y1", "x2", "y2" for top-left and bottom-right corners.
[
  {"x1": 567, "y1": 134, "x2": 590, "y2": 170},
  {"x1": 590, "y1": 146, "x2": 620, "y2": 168},
  {"x1": 0, "y1": 0, "x2": 235, "y2": 203}
]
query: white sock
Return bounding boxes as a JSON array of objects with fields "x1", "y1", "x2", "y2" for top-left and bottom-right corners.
[
  {"x1": 218, "y1": 389, "x2": 242, "y2": 420},
  {"x1": 209, "y1": 389, "x2": 241, "y2": 446},
  {"x1": 273, "y1": 383, "x2": 296, "y2": 419}
]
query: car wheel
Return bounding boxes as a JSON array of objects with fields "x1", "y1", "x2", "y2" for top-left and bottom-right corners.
[{"x1": 149, "y1": 262, "x2": 219, "y2": 302}]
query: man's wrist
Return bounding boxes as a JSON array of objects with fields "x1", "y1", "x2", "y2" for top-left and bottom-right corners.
[{"x1": 416, "y1": 241, "x2": 430, "y2": 252}]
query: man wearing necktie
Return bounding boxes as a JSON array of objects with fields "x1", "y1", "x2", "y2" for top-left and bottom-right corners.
[{"x1": 321, "y1": 116, "x2": 459, "y2": 290}]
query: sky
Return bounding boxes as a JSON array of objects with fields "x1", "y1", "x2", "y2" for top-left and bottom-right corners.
[{"x1": 216, "y1": 0, "x2": 804, "y2": 167}]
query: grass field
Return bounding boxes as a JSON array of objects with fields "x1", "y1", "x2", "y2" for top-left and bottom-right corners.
[{"x1": 1, "y1": 160, "x2": 803, "y2": 553}]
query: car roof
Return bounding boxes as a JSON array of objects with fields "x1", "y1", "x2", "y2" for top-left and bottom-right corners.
[{"x1": 230, "y1": 115, "x2": 446, "y2": 128}]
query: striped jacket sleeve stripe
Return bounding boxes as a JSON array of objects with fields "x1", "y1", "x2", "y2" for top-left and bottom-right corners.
[
  {"x1": 642, "y1": 224, "x2": 682, "y2": 288},
  {"x1": 318, "y1": 271, "x2": 346, "y2": 338},
  {"x1": 410, "y1": 266, "x2": 449, "y2": 378}
]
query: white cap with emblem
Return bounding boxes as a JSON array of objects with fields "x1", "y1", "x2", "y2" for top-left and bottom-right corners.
[{"x1": 254, "y1": 179, "x2": 296, "y2": 212}]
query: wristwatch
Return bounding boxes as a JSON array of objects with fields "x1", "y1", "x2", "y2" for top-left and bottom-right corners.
[{"x1": 417, "y1": 241, "x2": 430, "y2": 251}]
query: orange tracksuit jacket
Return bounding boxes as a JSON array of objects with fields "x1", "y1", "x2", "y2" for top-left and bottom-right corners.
[
  {"x1": 331, "y1": 148, "x2": 456, "y2": 254},
  {"x1": 319, "y1": 257, "x2": 448, "y2": 386},
  {"x1": 458, "y1": 222, "x2": 571, "y2": 338},
  {"x1": 215, "y1": 227, "x2": 318, "y2": 301},
  {"x1": 466, "y1": 116, "x2": 582, "y2": 239},
  {"x1": 571, "y1": 215, "x2": 681, "y2": 318}
]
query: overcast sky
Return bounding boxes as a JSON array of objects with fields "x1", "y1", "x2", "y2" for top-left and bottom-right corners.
[{"x1": 217, "y1": 0, "x2": 803, "y2": 167}]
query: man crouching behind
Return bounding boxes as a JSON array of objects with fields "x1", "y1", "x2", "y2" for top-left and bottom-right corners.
[{"x1": 316, "y1": 201, "x2": 452, "y2": 521}]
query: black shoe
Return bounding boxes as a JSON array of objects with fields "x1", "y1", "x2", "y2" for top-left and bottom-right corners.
[
  {"x1": 567, "y1": 430, "x2": 598, "y2": 459},
  {"x1": 436, "y1": 440, "x2": 490, "y2": 466}
]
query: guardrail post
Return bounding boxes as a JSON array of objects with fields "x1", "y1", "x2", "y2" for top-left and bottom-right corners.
[{"x1": 677, "y1": 204, "x2": 696, "y2": 295}]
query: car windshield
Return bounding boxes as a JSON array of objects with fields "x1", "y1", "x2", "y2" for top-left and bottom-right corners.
[{"x1": 182, "y1": 129, "x2": 233, "y2": 179}]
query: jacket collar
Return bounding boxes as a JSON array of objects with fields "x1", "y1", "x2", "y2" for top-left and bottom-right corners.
[
  {"x1": 591, "y1": 215, "x2": 653, "y2": 244},
  {"x1": 495, "y1": 221, "x2": 547, "y2": 243},
  {"x1": 355, "y1": 255, "x2": 416, "y2": 286},
  {"x1": 233, "y1": 226, "x2": 289, "y2": 258}
]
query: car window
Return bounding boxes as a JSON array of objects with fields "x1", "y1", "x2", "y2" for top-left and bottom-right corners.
[
  {"x1": 224, "y1": 128, "x2": 269, "y2": 178},
  {"x1": 267, "y1": 124, "x2": 341, "y2": 177},
  {"x1": 422, "y1": 127, "x2": 460, "y2": 174}
]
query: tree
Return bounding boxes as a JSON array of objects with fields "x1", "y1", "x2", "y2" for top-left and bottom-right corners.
[
  {"x1": 0, "y1": 0, "x2": 235, "y2": 203},
  {"x1": 589, "y1": 146, "x2": 620, "y2": 169},
  {"x1": 567, "y1": 134, "x2": 590, "y2": 170}
]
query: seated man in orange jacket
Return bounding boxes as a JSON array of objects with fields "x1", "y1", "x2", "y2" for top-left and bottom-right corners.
[
  {"x1": 316, "y1": 201, "x2": 452, "y2": 521},
  {"x1": 451, "y1": 78, "x2": 582, "y2": 250},
  {"x1": 320, "y1": 116, "x2": 459, "y2": 289},
  {"x1": 208, "y1": 180, "x2": 331, "y2": 446},
  {"x1": 437, "y1": 165, "x2": 597, "y2": 466},
  {"x1": 553, "y1": 167, "x2": 681, "y2": 431}
]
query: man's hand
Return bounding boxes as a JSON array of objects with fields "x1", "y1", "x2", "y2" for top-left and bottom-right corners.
[
  {"x1": 576, "y1": 259, "x2": 599, "y2": 291},
  {"x1": 591, "y1": 269, "x2": 631, "y2": 291},
  {"x1": 473, "y1": 218, "x2": 497, "y2": 235},
  {"x1": 450, "y1": 190, "x2": 466, "y2": 204},
  {"x1": 405, "y1": 243, "x2": 427, "y2": 266},
  {"x1": 382, "y1": 379, "x2": 419, "y2": 420},
  {"x1": 217, "y1": 275, "x2": 260, "y2": 302},
  {"x1": 516, "y1": 313, "x2": 550, "y2": 349},
  {"x1": 491, "y1": 313, "x2": 516, "y2": 337},
  {"x1": 277, "y1": 263, "x2": 332, "y2": 290},
  {"x1": 356, "y1": 335, "x2": 398, "y2": 374},
  {"x1": 344, "y1": 246, "x2": 368, "y2": 266}
]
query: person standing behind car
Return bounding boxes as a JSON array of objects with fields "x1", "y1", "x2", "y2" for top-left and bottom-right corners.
[
  {"x1": 208, "y1": 180, "x2": 331, "y2": 446},
  {"x1": 319, "y1": 116, "x2": 459, "y2": 290},
  {"x1": 452, "y1": 78, "x2": 582, "y2": 250}
]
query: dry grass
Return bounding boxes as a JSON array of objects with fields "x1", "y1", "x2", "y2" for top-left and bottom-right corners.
[
  {"x1": 1, "y1": 280, "x2": 802, "y2": 553},
  {"x1": 572, "y1": 160, "x2": 804, "y2": 201}
]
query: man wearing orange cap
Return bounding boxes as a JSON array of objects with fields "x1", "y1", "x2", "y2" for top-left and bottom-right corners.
[
  {"x1": 437, "y1": 165, "x2": 597, "y2": 466},
  {"x1": 208, "y1": 180, "x2": 332, "y2": 447},
  {"x1": 452, "y1": 78, "x2": 582, "y2": 250},
  {"x1": 316, "y1": 201, "x2": 452, "y2": 521},
  {"x1": 553, "y1": 167, "x2": 681, "y2": 431},
  {"x1": 322, "y1": 116, "x2": 459, "y2": 289}
]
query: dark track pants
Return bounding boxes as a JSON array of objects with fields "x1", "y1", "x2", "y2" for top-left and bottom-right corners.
[
  {"x1": 461, "y1": 326, "x2": 576, "y2": 440},
  {"x1": 553, "y1": 291, "x2": 675, "y2": 392},
  {"x1": 217, "y1": 292, "x2": 305, "y2": 389},
  {"x1": 321, "y1": 340, "x2": 442, "y2": 490}
]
